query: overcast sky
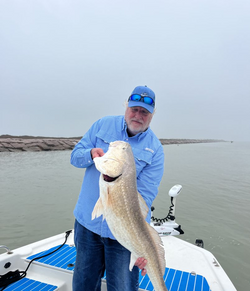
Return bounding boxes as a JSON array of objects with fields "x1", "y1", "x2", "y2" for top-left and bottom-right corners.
[{"x1": 1, "y1": 0, "x2": 249, "y2": 141}]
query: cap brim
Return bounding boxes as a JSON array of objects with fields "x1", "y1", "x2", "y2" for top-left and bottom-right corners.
[{"x1": 128, "y1": 101, "x2": 154, "y2": 113}]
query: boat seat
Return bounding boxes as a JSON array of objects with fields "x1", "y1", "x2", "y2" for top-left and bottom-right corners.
[{"x1": 27, "y1": 244, "x2": 211, "y2": 291}]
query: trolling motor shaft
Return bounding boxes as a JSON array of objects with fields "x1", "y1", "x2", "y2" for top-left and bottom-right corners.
[{"x1": 168, "y1": 184, "x2": 182, "y2": 220}]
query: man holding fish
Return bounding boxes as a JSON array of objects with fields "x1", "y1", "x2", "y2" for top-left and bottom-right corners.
[{"x1": 71, "y1": 85, "x2": 165, "y2": 291}]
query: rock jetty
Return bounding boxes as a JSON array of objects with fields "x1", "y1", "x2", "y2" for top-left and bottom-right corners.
[
  {"x1": 0, "y1": 135, "x2": 225, "y2": 153},
  {"x1": 0, "y1": 135, "x2": 80, "y2": 152},
  {"x1": 160, "y1": 139, "x2": 224, "y2": 145}
]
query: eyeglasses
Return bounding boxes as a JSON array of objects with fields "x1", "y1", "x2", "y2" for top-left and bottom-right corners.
[{"x1": 128, "y1": 94, "x2": 155, "y2": 106}]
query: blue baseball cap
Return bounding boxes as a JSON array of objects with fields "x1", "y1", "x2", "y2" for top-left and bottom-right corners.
[{"x1": 128, "y1": 85, "x2": 155, "y2": 113}]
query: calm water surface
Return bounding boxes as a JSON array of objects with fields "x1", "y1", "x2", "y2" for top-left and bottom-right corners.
[{"x1": 0, "y1": 142, "x2": 249, "y2": 290}]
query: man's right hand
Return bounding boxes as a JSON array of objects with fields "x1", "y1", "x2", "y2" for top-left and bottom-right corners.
[{"x1": 91, "y1": 148, "x2": 105, "y2": 159}]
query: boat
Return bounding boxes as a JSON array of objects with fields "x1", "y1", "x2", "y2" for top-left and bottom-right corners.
[{"x1": 0, "y1": 185, "x2": 237, "y2": 291}]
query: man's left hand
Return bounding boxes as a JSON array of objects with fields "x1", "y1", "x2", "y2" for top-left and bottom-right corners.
[{"x1": 135, "y1": 257, "x2": 147, "y2": 276}]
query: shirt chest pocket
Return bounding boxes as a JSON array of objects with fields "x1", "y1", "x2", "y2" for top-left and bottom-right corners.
[
  {"x1": 95, "y1": 130, "x2": 117, "y2": 153},
  {"x1": 132, "y1": 148, "x2": 153, "y2": 177}
]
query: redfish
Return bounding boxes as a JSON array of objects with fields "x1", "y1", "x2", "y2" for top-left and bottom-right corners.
[{"x1": 92, "y1": 141, "x2": 168, "y2": 291}]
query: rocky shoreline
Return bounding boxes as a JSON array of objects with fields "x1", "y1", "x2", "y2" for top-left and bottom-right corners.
[{"x1": 0, "y1": 135, "x2": 225, "y2": 152}]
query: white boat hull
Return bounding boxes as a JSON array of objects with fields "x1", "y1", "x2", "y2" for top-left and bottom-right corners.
[{"x1": 0, "y1": 230, "x2": 236, "y2": 291}]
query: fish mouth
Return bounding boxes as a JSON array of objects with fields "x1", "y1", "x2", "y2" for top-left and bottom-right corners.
[{"x1": 103, "y1": 174, "x2": 122, "y2": 182}]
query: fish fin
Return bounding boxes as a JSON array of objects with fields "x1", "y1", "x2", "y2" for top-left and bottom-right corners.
[
  {"x1": 129, "y1": 252, "x2": 138, "y2": 271},
  {"x1": 92, "y1": 197, "x2": 105, "y2": 220},
  {"x1": 147, "y1": 223, "x2": 166, "y2": 277},
  {"x1": 138, "y1": 192, "x2": 149, "y2": 219}
]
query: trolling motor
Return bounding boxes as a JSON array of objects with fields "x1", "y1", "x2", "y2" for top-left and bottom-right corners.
[{"x1": 151, "y1": 185, "x2": 184, "y2": 236}]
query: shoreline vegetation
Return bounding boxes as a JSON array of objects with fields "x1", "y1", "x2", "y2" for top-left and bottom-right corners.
[{"x1": 0, "y1": 135, "x2": 226, "y2": 152}]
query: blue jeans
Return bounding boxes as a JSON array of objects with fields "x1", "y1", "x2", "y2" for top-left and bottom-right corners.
[{"x1": 73, "y1": 220, "x2": 139, "y2": 291}]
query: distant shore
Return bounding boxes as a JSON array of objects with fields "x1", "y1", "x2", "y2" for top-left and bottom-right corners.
[{"x1": 0, "y1": 135, "x2": 226, "y2": 152}]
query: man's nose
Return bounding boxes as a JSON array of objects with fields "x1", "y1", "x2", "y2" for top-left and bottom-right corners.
[{"x1": 134, "y1": 110, "x2": 143, "y2": 118}]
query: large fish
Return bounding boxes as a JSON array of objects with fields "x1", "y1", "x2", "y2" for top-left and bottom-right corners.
[{"x1": 92, "y1": 141, "x2": 168, "y2": 291}]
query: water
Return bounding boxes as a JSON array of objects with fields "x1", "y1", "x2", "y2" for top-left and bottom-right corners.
[{"x1": 0, "y1": 142, "x2": 249, "y2": 290}]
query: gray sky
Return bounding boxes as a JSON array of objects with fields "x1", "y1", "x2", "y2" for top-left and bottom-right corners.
[{"x1": 1, "y1": 0, "x2": 249, "y2": 141}]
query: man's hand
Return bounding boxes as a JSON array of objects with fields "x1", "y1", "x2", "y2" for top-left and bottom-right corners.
[
  {"x1": 91, "y1": 148, "x2": 105, "y2": 159},
  {"x1": 135, "y1": 257, "x2": 147, "y2": 276}
]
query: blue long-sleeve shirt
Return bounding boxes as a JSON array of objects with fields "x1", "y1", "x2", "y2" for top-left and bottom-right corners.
[{"x1": 71, "y1": 115, "x2": 164, "y2": 239}]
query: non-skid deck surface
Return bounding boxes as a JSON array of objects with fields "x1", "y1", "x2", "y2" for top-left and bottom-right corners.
[
  {"x1": 27, "y1": 244, "x2": 76, "y2": 272},
  {"x1": 3, "y1": 277, "x2": 57, "y2": 291},
  {"x1": 138, "y1": 269, "x2": 211, "y2": 291},
  {"x1": 27, "y1": 244, "x2": 211, "y2": 291}
]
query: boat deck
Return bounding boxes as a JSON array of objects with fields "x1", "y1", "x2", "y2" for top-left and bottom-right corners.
[
  {"x1": 1, "y1": 231, "x2": 236, "y2": 291},
  {"x1": 2, "y1": 244, "x2": 211, "y2": 291},
  {"x1": 4, "y1": 277, "x2": 57, "y2": 290}
]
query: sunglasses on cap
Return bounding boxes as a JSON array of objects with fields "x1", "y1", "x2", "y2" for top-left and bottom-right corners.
[{"x1": 128, "y1": 94, "x2": 155, "y2": 106}]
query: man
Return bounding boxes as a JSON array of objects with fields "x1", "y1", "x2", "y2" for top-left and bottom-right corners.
[{"x1": 71, "y1": 85, "x2": 164, "y2": 291}]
